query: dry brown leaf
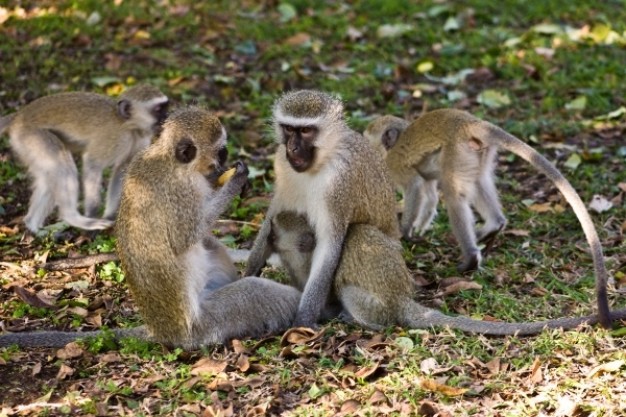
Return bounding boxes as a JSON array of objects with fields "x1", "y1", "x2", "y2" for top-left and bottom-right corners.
[
  {"x1": 281, "y1": 327, "x2": 324, "y2": 345},
  {"x1": 231, "y1": 339, "x2": 247, "y2": 354},
  {"x1": 284, "y1": 32, "x2": 311, "y2": 46},
  {"x1": 368, "y1": 389, "x2": 388, "y2": 405},
  {"x1": 191, "y1": 357, "x2": 228, "y2": 376},
  {"x1": 419, "y1": 400, "x2": 453, "y2": 417},
  {"x1": 12, "y1": 286, "x2": 57, "y2": 308},
  {"x1": 528, "y1": 202, "x2": 553, "y2": 213},
  {"x1": 32, "y1": 362, "x2": 42, "y2": 376},
  {"x1": 588, "y1": 359, "x2": 625, "y2": 378},
  {"x1": 236, "y1": 354, "x2": 250, "y2": 372},
  {"x1": 504, "y1": 228, "x2": 530, "y2": 237},
  {"x1": 56, "y1": 342, "x2": 84, "y2": 359},
  {"x1": 440, "y1": 280, "x2": 482, "y2": 296},
  {"x1": 618, "y1": 182, "x2": 626, "y2": 192},
  {"x1": 56, "y1": 363, "x2": 74, "y2": 380},
  {"x1": 419, "y1": 378, "x2": 468, "y2": 396},
  {"x1": 339, "y1": 399, "x2": 360, "y2": 414},
  {"x1": 100, "y1": 352, "x2": 122, "y2": 363},
  {"x1": 529, "y1": 357, "x2": 543, "y2": 384},
  {"x1": 485, "y1": 357, "x2": 501, "y2": 375},
  {"x1": 354, "y1": 362, "x2": 379, "y2": 379}
]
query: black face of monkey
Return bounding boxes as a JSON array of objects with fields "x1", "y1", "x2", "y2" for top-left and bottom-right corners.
[
  {"x1": 153, "y1": 100, "x2": 170, "y2": 126},
  {"x1": 281, "y1": 124, "x2": 317, "y2": 172}
]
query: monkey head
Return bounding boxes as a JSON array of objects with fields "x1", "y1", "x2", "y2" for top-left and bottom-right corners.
[
  {"x1": 158, "y1": 107, "x2": 229, "y2": 183},
  {"x1": 117, "y1": 84, "x2": 169, "y2": 134},
  {"x1": 363, "y1": 115, "x2": 409, "y2": 158},
  {"x1": 272, "y1": 90, "x2": 346, "y2": 173}
]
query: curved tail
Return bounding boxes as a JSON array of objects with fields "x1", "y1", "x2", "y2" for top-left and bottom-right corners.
[
  {"x1": 0, "y1": 327, "x2": 146, "y2": 348},
  {"x1": 402, "y1": 300, "x2": 626, "y2": 336},
  {"x1": 470, "y1": 121, "x2": 611, "y2": 328}
]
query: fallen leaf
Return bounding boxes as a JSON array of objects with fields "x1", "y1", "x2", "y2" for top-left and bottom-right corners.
[
  {"x1": 588, "y1": 359, "x2": 625, "y2": 377},
  {"x1": 420, "y1": 357, "x2": 439, "y2": 375},
  {"x1": 12, "y1": 286, "x2": 57, "y2": 308},
  {"x1": 32, "y1": 362, "x2": 42, "y2": 376},
  {"x1": 236, "y1": 354, "x2": 250, "y2": 372},
  {"x1": 477, "y1": 89, "x2": 511, "y2": 109},
  {"x1": 57, "y1": 342, "x2": 84, "y2": 359},
  {"x1": 588, "y1": 194, "x2": 613, "y2": 213},
  {"x1": 339, "y1": 399, "x2": 360, "y2": 414},
  {"x1": 529, "y1": 357, "x2": 543, "y2": 384},
  {"x1": 419, "y1": 378, "x2": 468, "y2": 396},
  {"x1": 281, "y1": 327, "x2": 324, "y2": 345},
  {"x1": 564, "y1": 153, "x2": 582, "y2": 170},
  {"x1": 354, "y1": 362, "x2": 379, "y2": 379},
  {"x1": 191, "y1": 358, "x2": 228, "y2": 376},
  {"x1": 554, "y1": 395, "x2": 577, "y2": 417},
  {"x1": 368, "y1": 390, "x2": 389, "y2": 405},
  {"x1": 377, "y1": 23, "x2": 412, "y2": 38},
  {"x1": 528, "y1": 202, "x2": 553, "y2": 213},
  {"x1": 284, "y1": 32, "x2": 311, "y2": 46},
  {"x1": 100, "y1": 352, "x2": 122, "y2": 363},
  {"x1": 439, "y1": 280, "x2": 482, "y2": 296},
  {"x1": 419, "y1": 400, "x2": 453, "y2": 417},
  {"x1": 56, "y1": 363, "x2": 74, "y2": 380}
]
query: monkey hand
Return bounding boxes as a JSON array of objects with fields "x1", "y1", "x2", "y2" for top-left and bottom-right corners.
[
  {"x1": 292, "y1": 311, "x2": 320, "y2": 330},
  {"x1": 231, "y1": 160, "x2": 250, "y2": 197}
]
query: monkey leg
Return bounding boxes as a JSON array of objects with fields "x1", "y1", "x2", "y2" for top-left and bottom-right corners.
[
  {"x1": 338, "y1": 285, "x2": 394, "y2": 331},
  {"x1": 401, "y1": 176, "x2": 437, "y2": 238},
  {"x1": 81, "y1": 155, "x2": 105, "y2": 218},
  {"x1": 24, "y1": 175, "x2": 56, "y2": 232},
  {"x1": 442, "y1": 183, "x2": 481, "y2": 272},
  {"x1": 473, "y1": 172, "x2": 507, "y2": 246}
]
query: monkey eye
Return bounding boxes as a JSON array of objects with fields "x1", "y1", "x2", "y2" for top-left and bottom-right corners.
[
  {"x1": 282, "y1": 125, "x2": 295, "y2": 134},
  {"x1": 217, "y1": 147, "x2": 228, "y2": 166},
  {"x1": 300, "y1": 126, "x2": 312, "y2": 134}
]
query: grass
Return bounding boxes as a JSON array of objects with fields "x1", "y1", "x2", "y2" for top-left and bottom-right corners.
[{"x1": 1, "y1": 0, "x2": 626, "y2": 415}]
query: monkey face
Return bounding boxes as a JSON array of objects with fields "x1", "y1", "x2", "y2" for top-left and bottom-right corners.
[
  {"x1": 152, "y1": 100, "x2": 170, "y2": 127},
  {"x1": 281, "y1": 124, "x2": 317, "y2": 172}
]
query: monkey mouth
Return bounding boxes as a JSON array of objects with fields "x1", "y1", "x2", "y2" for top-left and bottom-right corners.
[{"x1": 288, "y1": 156, "x2": 311, "y2": 172}]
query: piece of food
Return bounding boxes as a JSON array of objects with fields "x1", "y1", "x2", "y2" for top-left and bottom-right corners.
[{"x1": 217, "y1": 167, "x2": 236, "y2": 186}]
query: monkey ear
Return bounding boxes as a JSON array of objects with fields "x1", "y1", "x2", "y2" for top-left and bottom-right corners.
[
  {"x1": 382, "y1": 128, "x2": 400, "y2": 150},
  {"x1": 175, "y1": 137, "x2": 197, "y2": 163},
  {"x1": 117, "y1": 99, "x2": 132, "y2": 119},
  {"x1": 468, "y1": 136, "x2": 486, "y2": 151}
]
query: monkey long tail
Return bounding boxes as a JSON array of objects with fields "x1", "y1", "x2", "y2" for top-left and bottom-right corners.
[
  {"x1": 472, "y1": 122, "x2": 611, "y2": 328},
  {"x1": 0, "y1": 327, "x2": 147, "y2": 348},
  {"x1": 402, "y1": 301, "x2": 626, "y2": 336}
]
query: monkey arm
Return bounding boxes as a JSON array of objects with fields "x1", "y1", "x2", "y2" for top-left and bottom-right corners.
[
  {"x1": 244, "y1": 214, "x2": 274, "y2": 277},
  {"x1": 293, "y1": 231, "x2": 344, "y2": 327}
]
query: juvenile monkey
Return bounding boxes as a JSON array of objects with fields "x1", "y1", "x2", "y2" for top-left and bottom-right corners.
[
  {"x1": 364, "y1": 109, "x2": 612, "y2": 328},
  {"x1": 0, "y1": 108, "x2": 301, "y2": 349},
  {"x1": 270, "y1": 211, "x2": 626, "y2": 335},
  {"x1": 0, "y1": 85, "x2": 169, "y2": 232},
  {"x1": 245, "y1": 90, "x2": 399, "y2": 328}
]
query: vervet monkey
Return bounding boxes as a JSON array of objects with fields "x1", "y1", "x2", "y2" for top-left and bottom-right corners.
[
  {"x1": 270, "y1": 211, "x2": 626, "y2": 335},
  {"x1": 364, "y1": 109, "x2": 612, "y2": 328},
  {"x1": 0, "y1": 108, "x2": 301, "y2": 349},
  {"x1": 245, "y1": 90, "x2": 399, "y2": 328},
  {"x1": 0, "y1": 85, "x2": 169, "y2": 233}
]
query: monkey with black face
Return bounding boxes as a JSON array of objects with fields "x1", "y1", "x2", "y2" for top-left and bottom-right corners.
[
  {"x1": 270, "y1": 211, "x2": 626, "y2": 335},
  {"x1": 0, "y1": 107, "x2": 301, "y2": 349},
  {"x1": 245, "y1": 90, "x2": 399, "y2": 328},
  {"x1": 364, "y1": 109, "x2": 613, "y2": 328},
  {"x1": 0, "y1": 85, "x2": 168, "y2": 232}
]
